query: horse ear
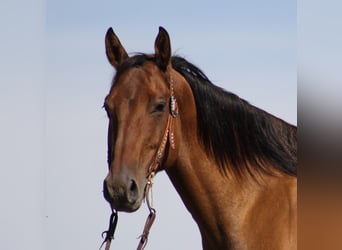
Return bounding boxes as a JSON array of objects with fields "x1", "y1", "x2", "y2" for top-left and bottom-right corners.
[
  {"x1": 154, "y1": 26, "x2": 171, "y2": 71},
  {"x1": 105, "y1": 27, "x2": 128, "y2": 69}
]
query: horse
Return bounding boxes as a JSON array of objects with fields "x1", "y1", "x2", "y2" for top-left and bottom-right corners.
[{"x1": 102, "y1": 27, "x2": 297, "y2": 250}]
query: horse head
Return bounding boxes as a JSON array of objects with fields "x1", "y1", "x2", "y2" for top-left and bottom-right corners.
[{"x1": 102, "y1": 27, "x2": 177, "y2": 212}]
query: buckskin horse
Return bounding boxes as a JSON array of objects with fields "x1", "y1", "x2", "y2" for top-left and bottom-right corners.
[{"x1": 101, "y1": 27, "x2": 297, "y2": 250}]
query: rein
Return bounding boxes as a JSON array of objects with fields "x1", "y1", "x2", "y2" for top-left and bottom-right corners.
[{"x1": 101, "y1": 74, "x2": 178, "y2": 250}]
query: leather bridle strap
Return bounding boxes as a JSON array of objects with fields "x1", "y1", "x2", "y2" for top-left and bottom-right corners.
[
  {"x1": 146, "y1": 73, "x2": 178, "y2": 181},
  {"x1": 136, "y1": 76, "x2": 178, "y2": 250},
  {"x1": 148, "y1": 113, "x2": 176, "y2": 176},
  {"x1": 136, "y1": 177, "x2": 156, "y2": 250}
]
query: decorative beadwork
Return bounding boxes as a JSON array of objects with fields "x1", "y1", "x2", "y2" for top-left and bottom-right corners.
[{"x1": 148, "y1": 74, "x2": 178, "y2": 176}]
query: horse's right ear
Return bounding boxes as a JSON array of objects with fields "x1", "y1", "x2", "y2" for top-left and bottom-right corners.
[{"x1": 105, "y1": 27, "x2": 128, "y2": 69}]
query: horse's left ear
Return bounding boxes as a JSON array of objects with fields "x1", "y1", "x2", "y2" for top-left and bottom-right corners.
[{"x1": 154, "y1": 27, "x2": 171, "y2": 71}]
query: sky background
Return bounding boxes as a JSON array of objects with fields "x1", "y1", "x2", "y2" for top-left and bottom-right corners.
[{"x1": 1, "y1": 0, "x2": 298, "y2": 249}]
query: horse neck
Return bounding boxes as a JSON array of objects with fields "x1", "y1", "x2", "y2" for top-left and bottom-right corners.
[
  {"x1": 165, "y1": 70, "x2": 297, "y2": 249},
  {"x1": 167, "y1": 160, "x2": 296, "y2": 249}
]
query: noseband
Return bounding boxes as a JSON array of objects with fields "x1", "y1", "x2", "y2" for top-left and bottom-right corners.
[{"x1": 101, "y1": 73, "x2": 178, "y2": 250}]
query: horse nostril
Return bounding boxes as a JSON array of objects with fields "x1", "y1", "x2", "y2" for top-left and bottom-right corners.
[
  {"x1": 128, "y1": 179, "x2": 139, "y2": 201},
  {"x1": 129, "y1": 179, "x2": 138, "y2": 192}
]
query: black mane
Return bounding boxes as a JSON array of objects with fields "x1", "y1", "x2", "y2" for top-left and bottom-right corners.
[
  {"x1": 115, "y1": 54, "x2": 297, "y2": 177},
  {"x1": 172, "y1": 56, "x2": 297, "y2": 177}
]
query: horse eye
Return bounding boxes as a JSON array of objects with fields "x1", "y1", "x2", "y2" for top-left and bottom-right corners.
[{"x1": 153, "y1": 102, "x2": 166, "y2": 113}]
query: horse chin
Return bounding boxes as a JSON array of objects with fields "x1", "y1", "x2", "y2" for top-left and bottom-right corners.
[{"x1": 111, "y1": 198, "x2": 143, "y2": 213}]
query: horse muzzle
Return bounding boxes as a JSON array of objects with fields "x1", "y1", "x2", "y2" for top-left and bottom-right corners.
[{"x1": 103, "y1": 176, "x2": 144, "y2": 212}]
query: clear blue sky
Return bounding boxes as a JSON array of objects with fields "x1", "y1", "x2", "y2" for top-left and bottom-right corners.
[{"x1": 1, "y1": 0, "x2": 296, "y2": 249}]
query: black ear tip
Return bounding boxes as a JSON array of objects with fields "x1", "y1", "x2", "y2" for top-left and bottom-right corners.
[
  {"x1": 158, "y1": 26, "x2": 168, "y2": 35},
  {"x1": 106, "y1": 27, "x2": 114, "y2": 36}
]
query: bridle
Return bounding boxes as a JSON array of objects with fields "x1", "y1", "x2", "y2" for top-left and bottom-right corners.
[{"x1": 100, "y1": 72, "x2": 179, "y2": 250}]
